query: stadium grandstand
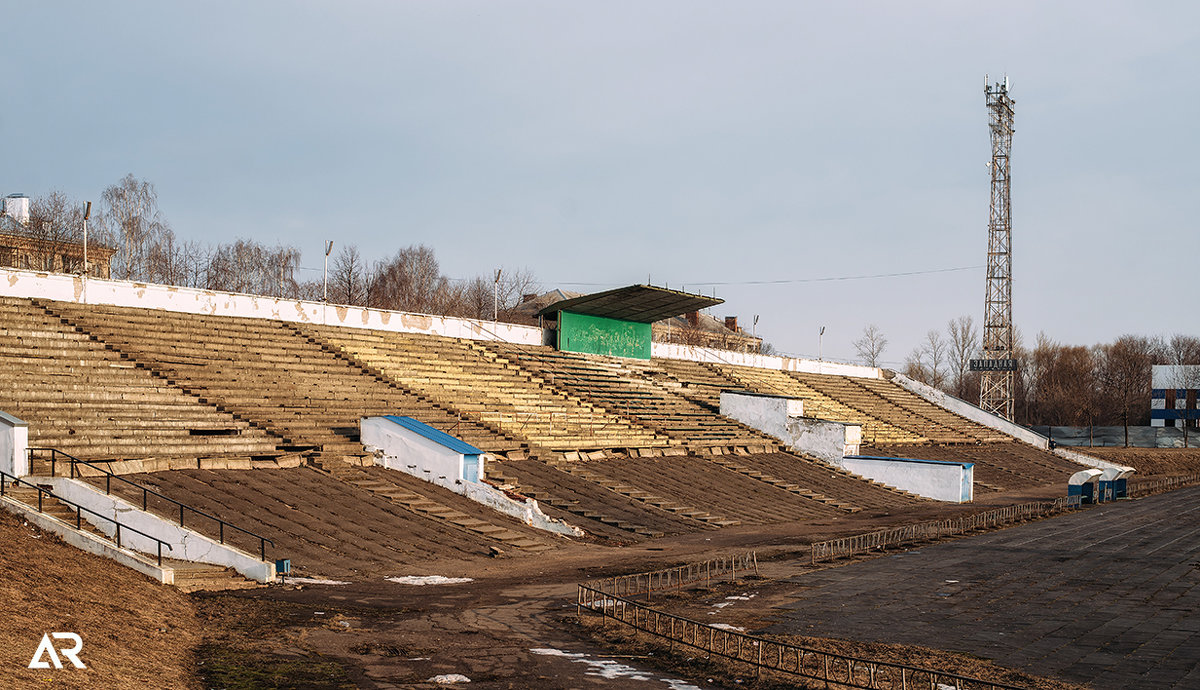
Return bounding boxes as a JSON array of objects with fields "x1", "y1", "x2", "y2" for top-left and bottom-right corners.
[{"x1": 0, "y1": 267, "x2": 1126, "y2": 585}]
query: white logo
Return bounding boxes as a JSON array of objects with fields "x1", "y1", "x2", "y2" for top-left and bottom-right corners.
[{"x1": 28, "y1": 633, "x2": 86, "y2": 669}]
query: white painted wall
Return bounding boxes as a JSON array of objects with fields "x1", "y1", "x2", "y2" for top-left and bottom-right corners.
[
  {"x1": 360, "y1": 417, "x2": 582, "y2": 537},
  {"x1": 653, "y1": 341, "x2": 882, "y2": 378},
  {"x1": 0, "y1": 411, "x2": 29, "y2": 477},
  {"x1": 890, "y1": 373, "x2": 1050, "y2": 449},
  {"x1": 842, "y1": 456, "x2": 974, "y2": 503},
  {"x1": 719, "y1": 391, "x2": 860, "y2": 464},
  {"x1": 361, "y1": 416, "x2": 474, "y2": 483},
  {"x1": 43, "y1": 477, "x2": 274, "y2": 582},
  {"x1": 0, "y1": 267, "x2": 543, "y2": 345},
  {"x1": 1052, "y1": 447, "x2": 1130, "y2": 472}
]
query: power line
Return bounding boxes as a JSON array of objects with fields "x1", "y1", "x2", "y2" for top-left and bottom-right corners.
[{"x1": 550, "y1": 265, "x2": 983, "y2": 288}]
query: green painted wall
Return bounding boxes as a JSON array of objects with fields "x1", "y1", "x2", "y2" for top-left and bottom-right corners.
[{"x1": 557, "y1": 311, "x2": 651, "y2": 359}]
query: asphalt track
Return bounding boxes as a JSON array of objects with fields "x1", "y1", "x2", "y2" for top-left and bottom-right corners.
[{"x1": 764, "y1": 486, "x2": 1200, "y2": 689}]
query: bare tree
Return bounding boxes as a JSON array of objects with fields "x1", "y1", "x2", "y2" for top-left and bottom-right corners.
[
  {"x1": 852, "y1": 324, "x2": 888, "y2": 367},
  {"x1": 946, "y1": 315, "x2": 979, "y2": 398},
  {"x1": 100, "y1": 174, "x2": 168, "y2": 281},
  {"x1": 329, "y1": 245, "x2": 367, "y2": 306},
  {"x1": 904, "y1": 330, "x2": 949, "y2": 389},
  {"x1": 1096, "y1": 335, "x2": 1156, "y2": 447},
  {"x1": 21, "y1": 191, "x2": 91, "y2": 272}
]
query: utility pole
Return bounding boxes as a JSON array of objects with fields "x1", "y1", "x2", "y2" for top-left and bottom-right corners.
[
  {"x1": 978, "y1": 74, "x2": 1016, "y2": 420},
  {"x1": 82, "y1": 201, "x2": 91, "y2": 275}
]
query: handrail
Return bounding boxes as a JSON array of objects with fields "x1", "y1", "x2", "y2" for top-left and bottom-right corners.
[
  {"x1": 587, "y1": 551, "x2": 758, "y2": 601},
  {"x1": 28, "y1": 447, "x2": 274, "y2": 561},
  {"x1": 0, "y1": 469, "x2": 172, "y2": 566}
]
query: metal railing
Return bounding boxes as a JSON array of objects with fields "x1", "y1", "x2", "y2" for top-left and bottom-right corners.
[
  {"x1": 0, "y1": 469, "x2": 172, "y2": 566},
  {"x1": 588, "y1": 551, "x2": 758, "y2": 601},
  {"x1": 577, "y1": 585, "x2": 1024, "y2": 690},
  {"x1": 1126, "y1": 472, "x2": 1200, "y2": 498},
  {"x1": 29, "y1": 447, "x2": 274, "y2": 561},
  {"x1": 811, "y1": 496, "x2": 1081, "y2": 564}
]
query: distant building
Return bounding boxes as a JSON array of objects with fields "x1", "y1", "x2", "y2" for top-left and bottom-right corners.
[
  {"x1": 1151, "y1": 365, "x2": 1200, "y2": 428},
  {"x1": 0, "y1": 232, "x2": 116, "y2": 278}
]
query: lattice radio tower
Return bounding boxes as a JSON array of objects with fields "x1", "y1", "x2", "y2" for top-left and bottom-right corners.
[{"x1": 980, "y1": 75, "x2": 1016, "y2": 420}]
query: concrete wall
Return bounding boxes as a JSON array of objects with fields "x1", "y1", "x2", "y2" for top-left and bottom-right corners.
[
  {"x1": 0, "y1": 411, "x2": 29, "y2": 477},
  {"x1": 43, "y1": 477, "x2": 274, "y2": 582},
  {"x1": 842, "y1": 456, "x2": 974, "y2": 503},
  {"x1": 0, "y1": 266, "x2": 543, "y2": 345},
  {"x1": 361, "y1": 416, "x2": 473, "y2": 483},
  {"x1": 653, "y1": 341, "x2": 882, "y2": 379},
  {"x1": 719, "y1": 391, "x2": 860, "y2": 465},
  {"x1": 890, "y1": 373, "x2": 1049, "y2": 449},
  {"x1": 360, "y1": 417, "x2": 582, "y2": 537}
]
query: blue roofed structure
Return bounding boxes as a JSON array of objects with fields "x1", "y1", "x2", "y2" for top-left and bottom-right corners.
[{"x1": 381, "y1": 415, "x2": 482, "y2": 456}]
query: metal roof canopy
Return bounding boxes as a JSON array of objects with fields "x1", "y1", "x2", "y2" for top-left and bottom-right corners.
[{"x1": 535, "y1": 284, "x2": 723, "y2": 323}]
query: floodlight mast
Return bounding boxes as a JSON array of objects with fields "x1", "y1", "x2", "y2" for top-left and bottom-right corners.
[{"x1": 980, "y1": 75, "x2": 1015, "y2": 420}]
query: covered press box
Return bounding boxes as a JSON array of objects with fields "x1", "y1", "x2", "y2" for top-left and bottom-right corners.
[
  {"x1": 1068, "y1": 469, "x2": 1103, "y2": 504},
  {"x1": 360, "y1": 415, "x2": 483, "y2": 484},
  {"x1": 1099, "y1": 467, "x2": 1135, "y2": 501}
]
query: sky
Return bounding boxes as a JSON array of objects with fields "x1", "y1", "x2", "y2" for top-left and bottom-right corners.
[{"x1": 3, "y1": 2, "x2": 1197, "y2": 366}]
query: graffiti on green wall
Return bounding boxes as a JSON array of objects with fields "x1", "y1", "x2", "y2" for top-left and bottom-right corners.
[{"x1": 558, "y1": 311, "x2": 651, "y2": 359}]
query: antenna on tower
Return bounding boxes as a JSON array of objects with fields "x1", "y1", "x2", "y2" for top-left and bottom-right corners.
[{"x1": 974, "y1": 75, "x2": 1017, "y2": 420}]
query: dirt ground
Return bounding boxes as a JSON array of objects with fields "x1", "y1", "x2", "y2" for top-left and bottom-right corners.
[
  {"x1": 1074, "y1": 447, "x2": 1200, "y2": 476},
  {"x1": 0, "y1": 509, "x2": 201, "y2": 690},
  {"x1": 3, "y1": 477, "x2": 1174, "y2": 688}
]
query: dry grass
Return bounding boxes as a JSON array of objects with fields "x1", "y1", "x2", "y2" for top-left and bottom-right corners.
[{"x1": 0, "y1": 509, "x2": 200, "y2": 689}]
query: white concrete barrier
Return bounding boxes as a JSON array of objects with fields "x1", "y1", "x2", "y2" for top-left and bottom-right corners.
[
  {"x1": 0, "y1": 411, "x2": 29, "y2": 477},
  {"x1": 361, "y1": 416, "x2": 582, "y2": 537},
  {"x1": 43, "y1": 477, "x2": 274, "y2": 582},
  {"x1": 890, "y1": 373, "x2": 1050, "y2": 449},
  {"x1": 719, "y1": 391, "x2": 861, "y2": 464},
  {"x1": 0, "y1": 267, "x2": 543, "y2": 345},
  {"x1": 841, "y1": 455, "x2": 974, "y2": 503}
]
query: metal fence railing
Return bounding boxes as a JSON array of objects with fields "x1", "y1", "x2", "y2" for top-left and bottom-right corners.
[
  {"x1": 587, "y1": 552, "x2": 757, "y2": 601},
  {"x1": 30, "y1": 447, "x2": 275, "y2": 561},
  {"x1": 1126, "y1": 472, "x2": 1200, "y2": 498},
  {"x1": 577, "y1": 585, "x2": 1024, "y2": 690},
  {"x1": 810, "y1": 496, "x2": 1081, "y2": 565}
]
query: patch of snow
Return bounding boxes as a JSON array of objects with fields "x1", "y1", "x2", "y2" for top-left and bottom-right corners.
[
  {"x1": 284, "y1": 576, "x2": 350, "y2": 585},
  {"x1": 428, "y1": 673, "x2": 471, "y2": 684},
  {"x1": 387, "y1": 575, "x2": 474, "y2": 585},
  {"x1": 711, "y1": 602, "x2": 733, "y2": 609},
  {"x1": 530, "y1": 648, "x2": 701, "y2": 688},
  {"x1": 710, "y1": 623, "x2": 745, "y2": 632}
]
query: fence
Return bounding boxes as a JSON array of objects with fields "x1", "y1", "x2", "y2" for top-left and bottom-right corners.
[
  {"x1": 1127, "y1": 472, "x2": 1200, "y2": 498},
  {"x1": 587, "y1": 552, "x2": 757, "y2": 601},
  {"x1": 811, "y1": 496, "x2": 1081, "y2": 565},
  {"x1": 577, "y1": 585, "x2": 1024, "y2": 690}
]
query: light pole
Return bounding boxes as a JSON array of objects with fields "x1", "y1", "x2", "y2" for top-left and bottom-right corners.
[
  {"x1": 493, "y1": 268, "x2": 502, "y2": 321},
  {"x1": 818, "y1": 326, "x2": 825, "y2": 362},
  {"x1": 322, "y1": 240, "x2": 334, "y2": 302}
]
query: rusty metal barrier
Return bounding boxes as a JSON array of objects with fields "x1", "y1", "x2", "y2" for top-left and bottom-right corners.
[
  {"x1": 577, "y1": 585, "x2": 1024, "y2": 690},
  {"x1": 811, "y1": 496, "x2": 1081, "y2": 565},
  {"x1": 587, "y1": 551, "x2": 757, "y2": 600},
  {"x1": 1126, "y1": 472, "x2": 1200, "y2": 498}
]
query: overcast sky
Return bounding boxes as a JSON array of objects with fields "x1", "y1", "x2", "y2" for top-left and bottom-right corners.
[{"x1": 3, "y1": 2, "x2": 1197, "y2": 365}]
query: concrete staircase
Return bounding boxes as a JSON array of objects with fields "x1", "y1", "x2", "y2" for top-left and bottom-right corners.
[
  {"x1": 315, "y1": 460, "x2": 554, "y2": 553},
  {"x1": 558, "y1": 463, "x2": 740, "y2": 528},
  {"x1": 705, "y1": 456, "x2": 862, "y2": 513},
  {"x1": 484, "y1": 466, "x2": 664, "y2": 539}
]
